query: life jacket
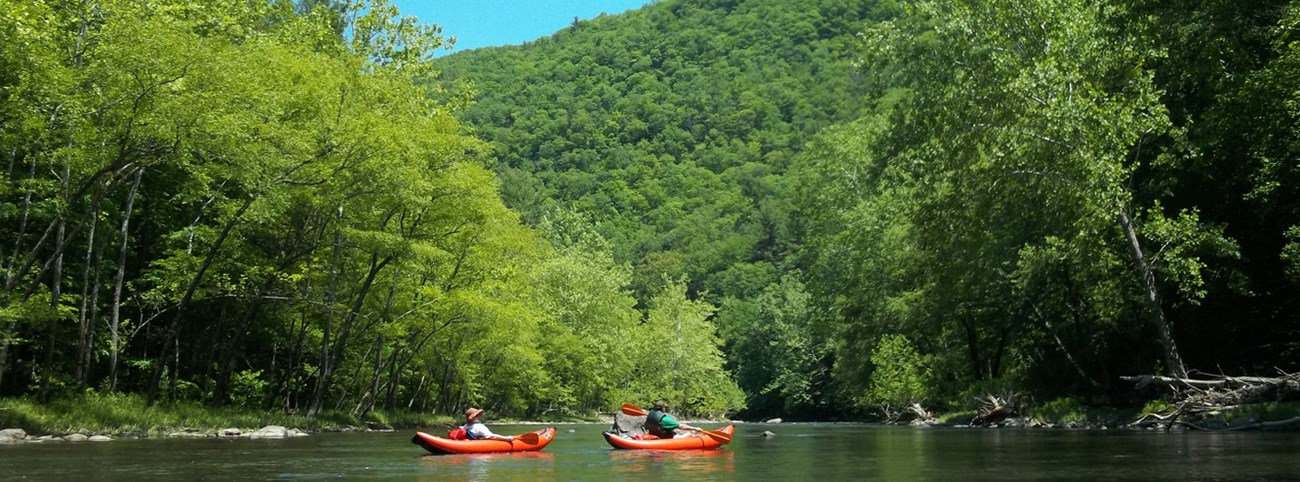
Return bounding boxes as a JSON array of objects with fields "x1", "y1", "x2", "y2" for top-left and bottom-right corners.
[{"x1": 645, "y1": 409, "x2": 676, "y2": 437}]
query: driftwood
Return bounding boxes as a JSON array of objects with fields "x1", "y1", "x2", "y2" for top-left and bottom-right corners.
[
  {"x1": 1119, "y1": 374, "x2": 1299, "y2": 391},
  {"x1": 1122, "y1": 371, "x2": 1300, "y2": 431},
  {"x1": 971, "y1": 393, "x2": 1021, "y2": 426},
  {"x1": 907, "y1": 403, "x2": 937, "y2": 425}
]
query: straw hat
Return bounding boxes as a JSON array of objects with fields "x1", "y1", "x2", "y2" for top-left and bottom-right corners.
[{"x1": 464, "y1": 407, "x2": 484, "y2": 420}]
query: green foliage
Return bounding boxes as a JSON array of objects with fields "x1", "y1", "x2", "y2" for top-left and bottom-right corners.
[
  {"x1": 0, "y1": 0, "x2": 656, "y2": 422},
  {"x1": 1029, "y1": 398, "x2": 1088, "y2": 425},
  {"x1": 863, "y1": 334, "x2": 931, "y2": 416},
  {"x1": 791, "y1": 0, "x2": 1298, "y2": 411},
  {"x1": 1140, "y1": 398, "x2": 1174, "y2": 415},
  {"x1": 936, "y1": 410, "x2": 977, "y2": 425},
  {"x1": 718, "y1": 273, "x2": 829, "y2": 416},
  {"x1": 1285, "y1": 226, "x2": 1300, "y2": 283},
  {"x1": 1141, "y1": 204, "x2": 1239, "y2": 303},
  {"x1": 3, "y1": 0, "x2": 1299, "y2": 425},
  {"x1": 429, "y1": 0, "x2": 877, "y2": 319},
  {"x1": 1218, "y1": 401, "x2": 1300, "y2": 422},
  {"x1": 626, "y1": 279, "x2": 746, "y2": 417},
  {"x1": 228, "y1": 370, "x2": 269, "y2": 409},
  {"x1": 0, "y1": 392, "x2": 451, "y2": 435}
]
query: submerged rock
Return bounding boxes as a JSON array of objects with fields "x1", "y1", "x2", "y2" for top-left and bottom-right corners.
[{"x1": 760, "y1": 430, "x2": 776, "y2": 438}]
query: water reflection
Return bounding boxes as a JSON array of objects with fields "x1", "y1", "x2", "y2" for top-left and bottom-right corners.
[
  {"x1": 609, "y1": 449, "x2": 735, "y2": 477},
  {"x1": 416, "y1": 451, "x2": 555, "y2": 481},
  {"x1": 5, "y1": 424, "x2": 1298, "y2": 481}
]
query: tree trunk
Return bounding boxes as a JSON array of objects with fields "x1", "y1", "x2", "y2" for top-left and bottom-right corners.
[
  {"x1": 2, "y1": 153, "x2": 35, "y2": 287},
  {"x1": 108, "y1": 168, "x2": 141, "y2": 393},
  {"x1": 11, "y1": 166, "x2": 131, "y2": 301},
  {"x1": 383, "y1": 347, "x2": 401, "y2": 411},
  {"x1": 959, "y1": 314, "x2": 985, "y2": 379},
  {"x1": 40, "y1": 190, "x2": 66, "y2": 403},
  {"x1": 150, "y1": 195, "x2": 254, "y2": 403},
  {"x1": 308, "y1": 207, "x2": 346, "y2": 417},
  {"x1": 1118, "y1": 209, "x2": 1188, "y2": 379},
  {"x1": 75, "y1": 195, "x2": 101, "y2": 393},
  {"x1": 408, "y1": 372, "x2": 426, "y2": 410},
  {"x1": 0, "y1": 154, "x2": 37, "y2": 390},
  {"x1": 1035, "y1": 305, "x2": 1100, "y2": 388},
  {"x1": 355, "y1": 335, "x2": 385, "y2": 417},
  {"x1": 355, "y1": 277, "x2": 399, "y2": 416}
]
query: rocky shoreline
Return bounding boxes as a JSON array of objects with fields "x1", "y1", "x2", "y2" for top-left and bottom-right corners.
[{"x1": 0, "y1": 423, "x2": 403, "y2": 444}]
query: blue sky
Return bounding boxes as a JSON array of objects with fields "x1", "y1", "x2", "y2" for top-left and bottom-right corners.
[{"x1": 391, "y1": 0, "x2": 652, "y2": 54}]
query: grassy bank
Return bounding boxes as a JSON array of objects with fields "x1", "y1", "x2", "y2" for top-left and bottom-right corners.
[{"x1": 0, "y1": 393, "x2": 461, "y2": 436}]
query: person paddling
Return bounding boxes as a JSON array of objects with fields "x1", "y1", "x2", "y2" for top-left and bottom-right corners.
[
  {"x1": 644, "y1": 400, "x2": 703, "y2": 439},
  {"x1": 463, "y1": 407, "x2": 514, "y2": 442}
]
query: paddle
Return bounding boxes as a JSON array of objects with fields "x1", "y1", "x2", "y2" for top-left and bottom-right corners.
[
  {"x1": 513, "y1": 431, "x2": 540, "y2": 444},
  {"x1": 619, "y1": 403, "x2": 731, "y2": 443},
  {"x1": 689, "y1": 427, "x2": 732, "y2": 443},
  {"x1": 621, "y1": 403, "x2": 648, "y2": 417}
]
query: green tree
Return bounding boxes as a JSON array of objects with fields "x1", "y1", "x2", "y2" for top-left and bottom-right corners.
[
  {"x1": 864, "y1": 334, "x2": 931, "y2": 419},
  {"x1": 628, "y1": 279, "x2": 745, "y2": 417}
]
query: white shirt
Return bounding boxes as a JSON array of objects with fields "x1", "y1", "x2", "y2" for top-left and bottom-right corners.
[{"x1": 464, "y1": 422, "x2": 496, "y2": 440}]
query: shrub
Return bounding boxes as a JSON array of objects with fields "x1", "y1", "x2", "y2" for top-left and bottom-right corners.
[
  {"x1": 1141, "y1": 398, "x2": 1174, "y2": 415},
  {"x1": 229, "y1": 370, "x2": 269, "y2": 408},
  {"x1": 1030, "y1": 397, "x2": 1087, "y2": 424},
  {"x1": 864, "y1": 334, "x2": 932, "y2": 419}
]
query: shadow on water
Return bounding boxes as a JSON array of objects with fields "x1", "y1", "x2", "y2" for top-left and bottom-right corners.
[
  {"x1": 416, "y1": 451, "x2": 555, "y2": 481},
  {"x1": 608, "y1": 448, "x2": 735, "y2": 477}
]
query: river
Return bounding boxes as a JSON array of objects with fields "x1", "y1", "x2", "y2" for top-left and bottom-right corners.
[{"x1": 4, "y1": 423, "x2": 1297, "y2": 480}]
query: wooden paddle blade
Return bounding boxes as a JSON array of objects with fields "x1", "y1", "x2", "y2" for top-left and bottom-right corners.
[
  {"x1": 698, "y1": 428, "x2": 731, "y2": 443},
  {"x1": 621, "y1": 403, "x2": 648, "y2": 416},
  {"x1": 515, "y1": 432, "x2": 540, "y2": 444}
]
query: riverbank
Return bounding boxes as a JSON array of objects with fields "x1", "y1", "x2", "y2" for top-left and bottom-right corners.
[
  {"x1": 0, "y1": 393, "x2": 598, "y2": 442},
  {"x1": 894, "y1": 399, "x2": 1300, "y2": 431},
  {"x1": 4, "y1": 394, "x2": 1296, "y2": 443}
]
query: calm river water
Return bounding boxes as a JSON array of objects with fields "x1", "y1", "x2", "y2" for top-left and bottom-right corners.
[{"x1": 3, "y1": 423, "x2": 1298, "y2": 481}]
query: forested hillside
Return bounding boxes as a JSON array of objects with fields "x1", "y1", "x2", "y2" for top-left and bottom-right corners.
[
  {"x1": 432, "y1": 0, "x2": 886, "y2": 416},
  {"x1": 0, "y1": 0, "x2": 742, "y2": 421},
  {"x1": 3, "y1": 0, "x2": 1298, "y2": 424},
  {"x1": 435, "y1": 0, "x2": 1300, "y2": 419}
]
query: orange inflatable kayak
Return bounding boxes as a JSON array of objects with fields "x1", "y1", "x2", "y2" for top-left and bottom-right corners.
[
  {"x1": 602, "y1": 425, "x2": 734, "y2": 450},
  {"x1": 411, "y1": 426, "x2": 556, "y2": 454}
]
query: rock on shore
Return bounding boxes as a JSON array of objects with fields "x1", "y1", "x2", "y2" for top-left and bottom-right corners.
[
  {"x1": 0, "y1": 428, "x2": 26, "y2": 443},
  {"x1": 249, "y1": 425, "x2": 309, "y2": 439}
]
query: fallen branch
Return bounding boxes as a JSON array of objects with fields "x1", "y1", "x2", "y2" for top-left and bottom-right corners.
[
  {"x1": 1179, "y1": 416, "x2": 1300, "y2": 431},
  {"x1": 1119, "y1": 374, "x2": 1297, "y2": 391},
  {"x1": 1123, "y1": 371, "x2": 1300, "y2": 431},
  {"x1": 971, "y1": 393, "x2": 1021, "y2": 426}
]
